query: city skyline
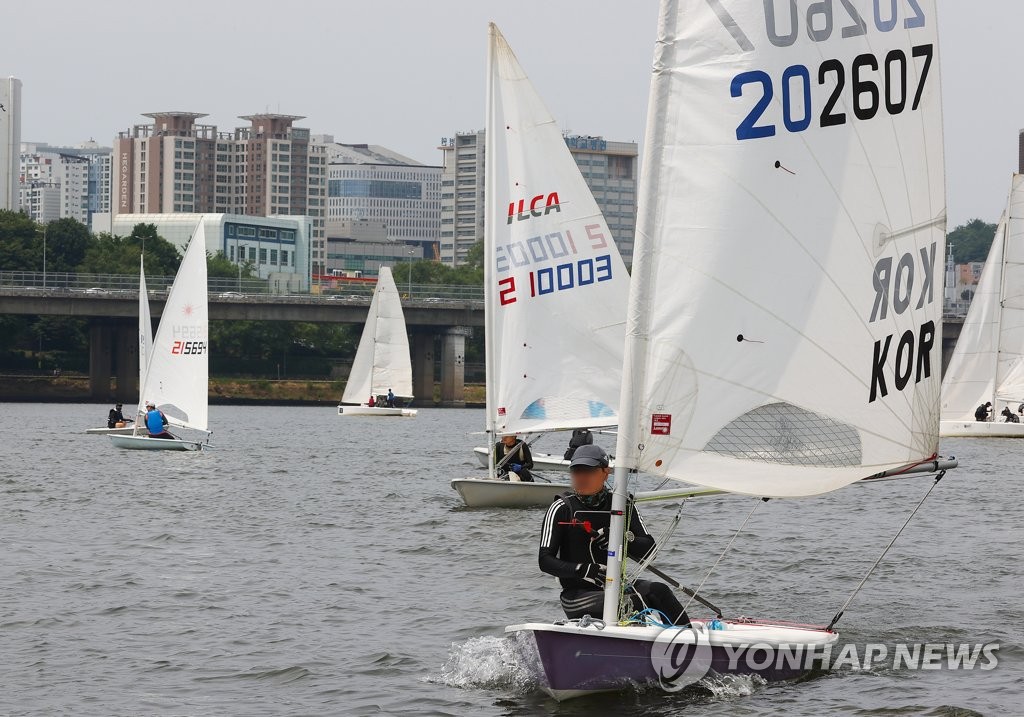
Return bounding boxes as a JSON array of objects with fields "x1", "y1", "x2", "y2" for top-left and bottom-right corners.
[{"x1": 2, "y1": 1, "x2": 1022, "y2": 229}]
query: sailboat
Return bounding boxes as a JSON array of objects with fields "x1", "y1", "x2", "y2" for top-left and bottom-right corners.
[
  {"x1": 110, "y1": 223, "x2": 211, "y2": 451},
  {"x1": 85, "y1": 256, "x2": 152, "y2": 436},
  {"x1": 470, "y1": 444, "x2": 614, "y2": 473},
  {"x1": 451, "y1": 24, "x2": 631, "y2": 508},
  {"x1": 941, "y1": 178, "x2": 1024, "y2": 436},
  {"x1": 507, "y1": 0, "x2": 954, "y2": 698},
  {"x1": 337, "y1": 266, "x2": 417, "y2": 417}
]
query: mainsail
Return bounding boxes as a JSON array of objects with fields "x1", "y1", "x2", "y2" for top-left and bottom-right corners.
[
  {"x1": 942, "y1": 176, "x2": 1024, "y2": 417},
  {"x1": 141, "y1": 222, "x2": 209, "y2": 431},
  {"x1": 341, "y1": 266, "x2": 413, "y2": 404},
  {"x1": 135, "y1": 255, "x2": 153, "y2": 419},
  {"x1": 484, "y1": 23, "x2": 630, "y2": 437},
  {"x1": 616, "y1": 0, "x2": 946, "y2": 498}
]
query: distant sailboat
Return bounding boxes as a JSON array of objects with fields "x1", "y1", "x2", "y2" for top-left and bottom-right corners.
[
  {"x1": 110, "y1": 224, "x2": 211, "y2": 451},
  {"x1": 507, "y1": 0, "x2": 955, "y2": 699},
  {"x1": 451, "y1": 23, "x2": 631, "y2": 508},
  {"x1": 941, "y1": 178, "x2": 1024, "y2": 436},
  {"x1": 85, "y1": 256, "x2": 152, "y2": 436},
  {"x1": 337, "y1": 266, "x2": 417, "y2": 417}
]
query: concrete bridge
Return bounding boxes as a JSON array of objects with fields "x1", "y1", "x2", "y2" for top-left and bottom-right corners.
[
  {"x1": 0, "y1": 278, "x2": 483, "y2": 406},
  {"x1": 0, "y1": 271, "x2": 966, "y2": 406}
]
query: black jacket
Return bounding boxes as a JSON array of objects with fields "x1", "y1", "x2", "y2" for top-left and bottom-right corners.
[
  {"x1": 493, "y1": 440, "x2": 534, "y2": 472},
  {"x1": 538, "y1": 490, "x2": 655, "y2": 591}
]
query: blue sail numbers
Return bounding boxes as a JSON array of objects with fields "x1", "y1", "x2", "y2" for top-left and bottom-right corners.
[{"x1": 731, "y1": 1, "x2": 933, "y2": 141}]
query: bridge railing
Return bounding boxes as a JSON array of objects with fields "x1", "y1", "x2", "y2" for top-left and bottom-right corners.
[{"x1": 0, "y1": 271, "x2": 484, "y2": 302}]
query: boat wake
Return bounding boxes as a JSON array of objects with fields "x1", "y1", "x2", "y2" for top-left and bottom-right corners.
[{"x1": 431, "y1": 632, "x2": 543, "y2": 693}]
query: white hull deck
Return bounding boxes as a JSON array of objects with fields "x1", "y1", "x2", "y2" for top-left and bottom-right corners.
[
  {"x1": 109, "y1": 434, "x2": 204, "y2": 451},
  {"x1": 507, "y1": 618, "x2": 838, "y2": 700},
  {"x1": 472, "y1": 446, "x2": 615, "y2": 472},
  {"x1": 450, "y1": 478, "x2": 569, "y2": 508},
  {"x1": 337, "y1": 404, "x2": 417, "y2": 417},
  {"x1": 940, "y1": 420, "x2": 1024, "y2": 438},
  {"x1": 86, "y1": 425, "x2": 141, "y2": 436}
]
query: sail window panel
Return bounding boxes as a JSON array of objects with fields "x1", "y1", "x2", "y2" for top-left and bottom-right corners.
[{"x1": 704, "y1": 403, "x2": 862, "y2": 467}]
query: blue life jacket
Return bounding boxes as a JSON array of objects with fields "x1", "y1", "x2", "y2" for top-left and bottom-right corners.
[{"x1": 146, "y1": 409, "x2": 164, "y2": 434}]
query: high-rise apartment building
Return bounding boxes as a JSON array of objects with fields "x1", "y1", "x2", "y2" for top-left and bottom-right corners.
[
  {"x1": 20, "y1": 141, "x2": 110, "y2": 226},
  {"x1": 0, "y1": 76, "x2": 22, "y2": 212},
  {"x1": 437, "y1": 130, "x2": 638, "y2": 266},
  {"x1": 113, "y1": 112, "x2": 327, "y2": 270},
  {"x1": 315, "y1": 136, "x2": 441, "y2": 258}
]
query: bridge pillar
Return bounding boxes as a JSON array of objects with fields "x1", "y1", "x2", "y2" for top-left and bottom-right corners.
[
  {"x1": 440, "y1": 327, "x2": 467, "y2": 408},
  {"x1": 88, "y1": 322, "x2": 113, "y2": 401},
  {"x1": 115, "y1": 322, "x2": 138, "y2": 404},
  {"x1": 412, "y1": 332, "x2": 435, "y2": 404}
]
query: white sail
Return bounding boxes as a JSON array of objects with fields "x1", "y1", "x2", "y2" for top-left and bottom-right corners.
[
  {"x1": 341, "y1": 266, "x2": 413, "y2": 404},
  {"x1": 617, "y1": 0, "x2": 946, "y2": 498},
  {"x1": 136, "y1": 255, "x2": 153, "y2": 418},
  {"x1": 141, "y1": 222, "x2": 209, "y2": 431},
  {"x1": 943, "y1": 175, "x2": 1024, "y2": 416},
  {"x1": 484, "y1": 23, "x2": 630, "y2": 436},
  {"x1": 941, "y1": 212, "x2": 1006, "y2": 419}
]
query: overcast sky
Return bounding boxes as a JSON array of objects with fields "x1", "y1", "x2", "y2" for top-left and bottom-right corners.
[{"x1": 2, "y1": 1, "x2": 1018, "y2": 228}]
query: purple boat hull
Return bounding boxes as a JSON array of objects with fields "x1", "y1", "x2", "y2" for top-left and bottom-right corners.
[{"x1": 513, "y1": 621, "x2": 837, "y2": 698}]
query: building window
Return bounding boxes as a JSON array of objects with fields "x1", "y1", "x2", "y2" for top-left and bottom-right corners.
[
  {"x1": 259, "y1": 248, "x2": 267, "y2": 264},
  {"x1": 248, "y1": 247, "x2": 257, "y2": 262},
  {"x1": 270, "y1": 249, "x2": 278, "y2": 264}
]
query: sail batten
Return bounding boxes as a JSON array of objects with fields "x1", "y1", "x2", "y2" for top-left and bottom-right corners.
[
  {"x1": 615, "y1": 0, "x2": 946, "y2": 498},
  {"x1": 484, "y1": 23, "x2": 630, "y2": 437}
]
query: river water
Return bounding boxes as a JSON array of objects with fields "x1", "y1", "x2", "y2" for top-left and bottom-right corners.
[{"x1": 0, "y1": 403, "x2": 1020, "y2": 715}]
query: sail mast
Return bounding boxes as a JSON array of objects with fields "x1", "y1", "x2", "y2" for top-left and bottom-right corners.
[
  {"x1": 483, "y1": 24, "x2": 499, "y2": 480},
  {"x1": 602, "y1": 0, "x2": 679, "y2": 624},
  {"x1": 134, "y1": 254, "x2": 150, "y2": 437},
  {"x1": 992, "y1": 199, "x2": 1012, "y2": 406}
]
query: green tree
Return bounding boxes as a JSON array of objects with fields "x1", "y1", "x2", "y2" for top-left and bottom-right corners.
[
  {"x1": 406, "y1": 254, "x2": 483, "y2": 287},
  {"x1": 208, "y1": 251, "x2": 256, "y2": 279},
  {"x1": 78, "y1": 224, "x2": 181, "y2": 276},
  {"x1": 464, "y1": 239, "x2": 484, "y2": 271},
  {"x1": 44, "y1": 218, "x2": 92, "y2": 272},
  {"x1": 948, "y1": 219, "x2": 997, "y2": 264},
  {"x1": 0, "y1": 210, "x2": 42, "y2": 271}
]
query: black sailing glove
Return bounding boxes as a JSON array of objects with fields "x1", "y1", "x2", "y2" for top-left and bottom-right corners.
[{"x1": 577, "y1": 562, "x2": 607, "y2": 588}]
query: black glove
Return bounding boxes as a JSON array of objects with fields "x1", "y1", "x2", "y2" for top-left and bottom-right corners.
[
  {"x1": 577, "y1": 562, "x2": 607, "y2": 588},
  {"x1": 590, "y1": 527, "x2": 609, "y2": 552}
]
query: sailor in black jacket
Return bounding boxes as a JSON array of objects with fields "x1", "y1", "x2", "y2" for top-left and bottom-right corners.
[{"x1": 538, "y1": 444, "x2": 689, "y2": 625}]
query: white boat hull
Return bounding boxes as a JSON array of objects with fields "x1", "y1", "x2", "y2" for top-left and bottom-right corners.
[
  {"x1": 939, "y1": 420, "x2": 1024, "y2": 437},
  {"x1": 86, "y1": 425, "x2": 141, "y2": 436},
  {"x1": 451, "y1": 478, "x2": 568, "y2": 508},
  {"x1": 337, "y1": 405, "x2": 417, "y2": 417},
  {"x1": 507, "y1": 619, "x2": 838, "y2": 700},
  {"x1": 109, "y1": 434, "x2": 203, "y2": 451},
  {"x1": 472, "y1": 446, "x2": 614, "y2": 472}
]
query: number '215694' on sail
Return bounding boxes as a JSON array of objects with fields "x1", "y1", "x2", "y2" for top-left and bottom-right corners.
[{"x1": 732, "y1": 1, "x2": 933, "y2": 141}]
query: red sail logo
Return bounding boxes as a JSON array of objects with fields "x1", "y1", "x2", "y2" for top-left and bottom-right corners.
[{"x1": 507, "y1": 192, "x2": 561, "y2": 224}]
